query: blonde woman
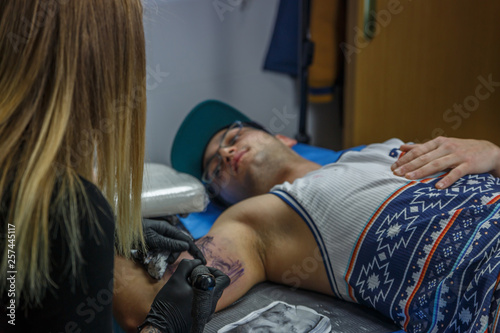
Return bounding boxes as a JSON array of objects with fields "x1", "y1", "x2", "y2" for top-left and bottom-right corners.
[{"x1": 0, "y1": 1, "x2": 228, "y2": 332}]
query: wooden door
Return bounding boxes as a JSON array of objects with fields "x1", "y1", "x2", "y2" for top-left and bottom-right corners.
[{"x1": 343, "y1": 0, "x2": 500, "y2": 148}]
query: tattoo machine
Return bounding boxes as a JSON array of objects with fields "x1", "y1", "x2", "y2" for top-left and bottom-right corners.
[{"x1": 190, "y1": 266, "x2": 216, "y2": 333}]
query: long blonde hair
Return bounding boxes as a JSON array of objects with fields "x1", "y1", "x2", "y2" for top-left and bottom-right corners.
[{"x1": 0, "y1": 0, "x2": 146, "y2": 305}]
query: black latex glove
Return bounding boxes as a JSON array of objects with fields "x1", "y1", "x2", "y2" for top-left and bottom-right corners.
[
  {"x1": 138, "y1": 259, "x2": 230, "y2": 333},
  {"x1": 143, "y1": 218, "x2": 206, "y2": 264},
  {"x1": 138, "y1": 259, "x2": 201, "y2": 333},
  {"x1": 190, "y1": 265, "x2": 231, "y2": 333}
]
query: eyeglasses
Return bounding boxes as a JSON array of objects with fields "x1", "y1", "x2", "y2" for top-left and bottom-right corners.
[{"x1": 202, "y1": 121, "x2": 243, "y2": 185}]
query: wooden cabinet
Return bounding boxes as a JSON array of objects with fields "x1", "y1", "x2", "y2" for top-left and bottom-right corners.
[{"x1": 343, "y1": 0, "x2": 500, "y2": 148}]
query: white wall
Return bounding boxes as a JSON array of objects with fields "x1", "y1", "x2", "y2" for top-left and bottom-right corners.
[{"x1": 142, "y1": 0, "x2": 342, "y2": 165}]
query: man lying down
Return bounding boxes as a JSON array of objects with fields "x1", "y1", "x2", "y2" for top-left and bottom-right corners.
[{"x1": 113, "y1": 101, "x2": 500, "y2": 333}]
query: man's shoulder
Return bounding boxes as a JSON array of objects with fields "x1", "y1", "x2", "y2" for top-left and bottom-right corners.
[{"x1": 218, "y1": 193, "x2": 303, "y2": 231}]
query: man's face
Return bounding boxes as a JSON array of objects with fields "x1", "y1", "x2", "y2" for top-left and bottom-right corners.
[{"x1": 202, "y1": 125, "x2": 291, "y2": 204}]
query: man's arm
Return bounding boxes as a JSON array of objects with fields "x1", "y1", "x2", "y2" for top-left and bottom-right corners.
[
  {"x1": 114, "y1": 193, "x2": 333, "y2": 332},
  {"x1": 113, "y1": 212, "x2": 267, "y2": 332}
]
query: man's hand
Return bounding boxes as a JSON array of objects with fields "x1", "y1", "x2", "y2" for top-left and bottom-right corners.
[
  {"x1": 391, "y1": 136, "x2": 500, "y2": 189},
  {"x1": 143, "y1": 218, "x2": 206, "y2": 264}
]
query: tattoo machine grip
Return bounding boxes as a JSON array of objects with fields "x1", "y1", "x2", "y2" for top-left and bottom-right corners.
[
  {"x1": 192, "y1": 274, "x2": 215, "y2": 290},
  {"x1": 190, "y1": 266, "x2": 215, "y2": 333}
]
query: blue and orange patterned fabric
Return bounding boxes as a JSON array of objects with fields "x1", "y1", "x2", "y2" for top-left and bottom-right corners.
[{"x1": 349, "y1": 175, "x2": 500, "y2": 332}]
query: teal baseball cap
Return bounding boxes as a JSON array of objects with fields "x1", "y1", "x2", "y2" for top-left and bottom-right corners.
[{"x1": 171, "y1": 100, "x2": 251, "y2": 180}]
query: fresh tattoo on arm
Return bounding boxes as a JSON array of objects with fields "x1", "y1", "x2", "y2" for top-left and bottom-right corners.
[
  {"x1": 197, "y1": 236, "x2": 245, "y2": 283},
  {"x1": 167, "y1": 235, "x2": 244, "y2": 284}
]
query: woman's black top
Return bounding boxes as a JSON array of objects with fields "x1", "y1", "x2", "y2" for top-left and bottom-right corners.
[{"x1": 0, "y1": 177, "x2": 116, "y2": 332}]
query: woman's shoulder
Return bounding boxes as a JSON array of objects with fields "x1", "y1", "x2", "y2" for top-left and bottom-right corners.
[
  {"x1": 10, "y1": 176, "x2": 117, "y2": 331},
  {"x1": 50, "y1": 174, "x2": 115, "y2": 240},
  {"x1": 74, "y1": 176, "x2": 116, "y2": 238},
  {"x1": 77, "y1": 176, "x2": 114, "y2": 220}
]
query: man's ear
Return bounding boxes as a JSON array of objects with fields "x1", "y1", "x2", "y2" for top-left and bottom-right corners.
[{"x1": 275, "y1": 134, "x2": 297, "y2": 148}]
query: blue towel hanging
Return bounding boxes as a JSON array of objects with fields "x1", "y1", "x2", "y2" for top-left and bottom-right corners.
[{"x1": 263, "y1": 0, "x2": 300, "y2": 77}]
